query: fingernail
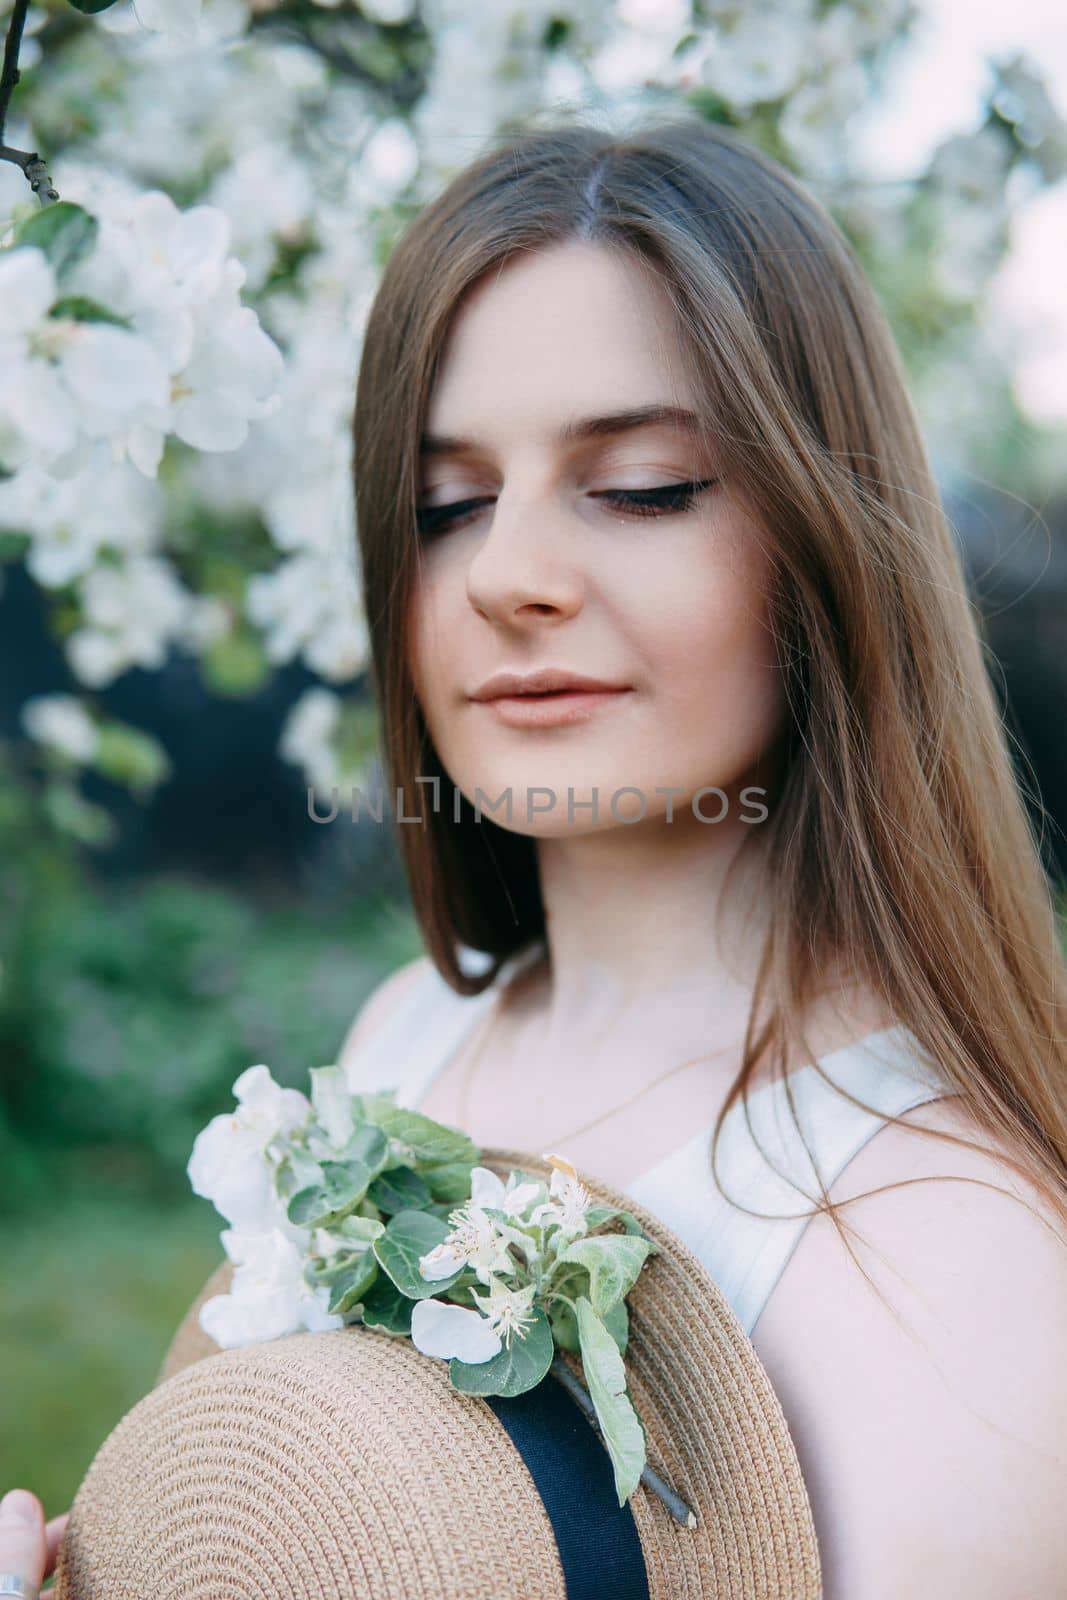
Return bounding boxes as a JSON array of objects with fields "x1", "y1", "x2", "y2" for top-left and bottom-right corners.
[{"x1": 0, "y1": 1489, "x2": 38, "y2": 1523}]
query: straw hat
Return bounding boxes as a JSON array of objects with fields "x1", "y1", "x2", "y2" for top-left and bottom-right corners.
[{"x1": 54, "y1": 1148, "x2": 821, "y2": 1599}]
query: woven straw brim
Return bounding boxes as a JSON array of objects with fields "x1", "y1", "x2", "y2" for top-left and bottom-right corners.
[{"x1": 55, "y1": 1148, "x2": 821, "y2": 1599}]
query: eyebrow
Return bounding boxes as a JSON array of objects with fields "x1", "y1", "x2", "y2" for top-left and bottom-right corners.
[{"x1": 419, "y1": 404, "x2": 702, "y2": 458}]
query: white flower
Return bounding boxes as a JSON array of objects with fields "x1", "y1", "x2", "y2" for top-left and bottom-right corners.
[
  {"x1": 694, "y1": 0, "x2": 812, "y2": 111},
  {"x1": 53, "y1": 320, "x2": 172, "y2": 448},
  {"x1": 409, "y1": 1298, "x2": 502, "y2": 1364},
  {"x1": 20, "y1": 694, "x2": 98, "y2": 763},
  {"x1": 168, "y1": 285, "x2": 284, "y2": 454},
  {"x1": 246, "y1": 549, "x2": 368, "y2": 684},
  {"x1": 131, "y1": 0, "x2": 203, "y2": 42},
  {"x1": 206, "y1": 141, "x2": 315, "y2": 294},
  {"x1": 198, "y1": 1225, "x2": 342, "y2": 1348},
  {"x1": 66, "y1": 554, "x2": 195, "y2": 687},
  {"x1": 356, "y1": 119, "x2": 419, "y2": 205},
  {"x1": 777, "y1": 62, "x2": 868, "y2": 177},
  {"x1": 0, "y1": 243, "x2": 175, "y2": 480},
  {"x1": 0, "y1": 249, "x2": 73, "y2": 472},
  {"x1": 470, "y1": 1276, "x2": 538, "y2": 1350},
  {"x1": 14, "y1": 188, "x2": 286, "y2": 478},
  {"x1": 279, "y1": 686, "x2": 343, "y2": 798},
  {"x1": 469, "y1": 1165, "x2": 544, "y2": 1220},
  {"x1": 65, "y1": 630, "x2": 130, "y2": 689},
  {"x1": 418, "y1": 1202, "x2": 517, "y2": 1286},
  {"x1": 187, "y1": 1064, "x2": 310, "y2": 1228},
  {"x1": 530, "y1": 1153, "x2": 593, "y2": 1237},
  {"x1": 0, "y1": 447, "x2": 163, "y2": 589}
]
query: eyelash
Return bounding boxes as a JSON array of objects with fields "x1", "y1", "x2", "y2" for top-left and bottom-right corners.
[{"x1": 414, "y1": 478, "x2": 720, "y2": 538}]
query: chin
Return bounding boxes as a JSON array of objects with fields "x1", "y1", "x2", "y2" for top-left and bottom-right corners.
[{"x1": 451, "y1": 765, "x2": 669, "y2": 837}]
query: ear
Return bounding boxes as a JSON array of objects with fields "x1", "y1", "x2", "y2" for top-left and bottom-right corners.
[{"x1": 154, "y1": 1259, "x2": 233, "y2": 1386}]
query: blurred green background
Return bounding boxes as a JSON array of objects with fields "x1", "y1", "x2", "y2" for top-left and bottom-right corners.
[{"x1": 0, "y1": 854, "x2": 423, "y2": 1514}]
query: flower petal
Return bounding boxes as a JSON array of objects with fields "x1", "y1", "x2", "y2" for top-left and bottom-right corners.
[
  {"x1": 418, "y1": 1241, "x2": 467, "y2": 1281},
  {"x1": 469, "y1": 1166, "x2": 508, "y2": 1210},
  {"x1": 410, "y1": 1299, "x2": 502, "y2": 1363}
]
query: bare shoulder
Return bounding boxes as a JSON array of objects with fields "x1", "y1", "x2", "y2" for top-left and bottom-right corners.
[
  {"x1": 336, "y1": 953, "x2": 436, "y2": 1073},
  {"x1": 753, "y1": 1094, "x2": 1067, "y2": 1599}
]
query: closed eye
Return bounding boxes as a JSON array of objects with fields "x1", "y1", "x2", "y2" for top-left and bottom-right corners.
[
  {"x1": 415, "y1": 478, "x2": 720, "y2": 538},
  {"x1": 593, "y1": 478, "x2": 720, "y2": 518}
]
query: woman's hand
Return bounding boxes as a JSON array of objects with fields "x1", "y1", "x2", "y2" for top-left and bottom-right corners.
[{"x1": 0, "y1": 1490, "x2": 69, "y2": 1597}]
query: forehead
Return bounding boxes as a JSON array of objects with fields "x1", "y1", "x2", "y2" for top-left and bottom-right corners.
[{"x1": 423, "y1": 241, "x2": 696, "y2": 451}]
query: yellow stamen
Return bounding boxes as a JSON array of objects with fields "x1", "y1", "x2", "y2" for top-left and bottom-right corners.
[{"x1": 542, "y1": 1151, "x2": 578, "y2": 1179}]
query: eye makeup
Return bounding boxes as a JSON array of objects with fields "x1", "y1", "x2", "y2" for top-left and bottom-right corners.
[{"x1": 414, "y1": 477, "x2": 720, "y2": 538}]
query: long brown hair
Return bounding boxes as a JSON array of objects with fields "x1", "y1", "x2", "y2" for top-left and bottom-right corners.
[{"x1": 351, "y1": 110, "x2": 1067, "y2": 1237}]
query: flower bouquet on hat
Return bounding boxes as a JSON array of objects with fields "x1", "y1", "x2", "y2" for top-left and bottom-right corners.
[
  {"x1": 184, "y1": 1059, "x2": 691, "y2": 1521},
  {"x1": 53, "y1": 1050, "x2": 822, "y2": 1600}
]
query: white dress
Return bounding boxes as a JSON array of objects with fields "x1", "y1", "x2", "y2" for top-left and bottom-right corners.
[{"x1": 341, "y1": 937, "x2": 948, "y2": 1336}]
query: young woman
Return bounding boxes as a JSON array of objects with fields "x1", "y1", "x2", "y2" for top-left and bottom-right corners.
[
  {"x1": 3, "y1": 113, "x2": 1065, "y2": 1600},
  {"x1": 339, "y1": 114, "x2": 1067, "y2": 1598}
]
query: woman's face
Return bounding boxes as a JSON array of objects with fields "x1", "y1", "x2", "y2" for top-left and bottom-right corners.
[{"x1": 408, "y1": 240, "x2": 786, "y2": 837}]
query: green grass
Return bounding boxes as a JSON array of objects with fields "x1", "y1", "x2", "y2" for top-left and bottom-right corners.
[
  {"x1": 0, "y1": 875, "x2": 426, "y2": 1518},
  {"x1": 0, "y1": 1184, "x2": 223, "y2": 1516}
]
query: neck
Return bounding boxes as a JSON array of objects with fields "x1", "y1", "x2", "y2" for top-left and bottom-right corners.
[{"x1": 526, "y1": 803, "x2": 779, "y2": 1054}]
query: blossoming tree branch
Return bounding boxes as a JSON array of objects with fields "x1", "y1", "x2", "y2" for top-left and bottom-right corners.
[{"x1": 0, "y1": 0, "x2": 1063, "y2": 848}]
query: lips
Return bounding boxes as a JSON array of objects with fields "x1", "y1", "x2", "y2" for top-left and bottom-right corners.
[
  {"x1": 476, "y1": 685, "x2": 632, "y2": 729},
  {"x1": 472, "y1": 668, "x2": 629, "y2": 700},
  {"x1": 497, "y1": 687, "x2": 599, "y2": 698}
]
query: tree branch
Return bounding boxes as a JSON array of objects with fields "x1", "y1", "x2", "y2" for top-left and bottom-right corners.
[{"x1": 1, "y1": 0, "x2": 60, "y2": 204}]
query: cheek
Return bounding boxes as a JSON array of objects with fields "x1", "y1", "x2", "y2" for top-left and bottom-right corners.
[{"x1": 638, "y1": 545, "x2": 785, "y2": 756}]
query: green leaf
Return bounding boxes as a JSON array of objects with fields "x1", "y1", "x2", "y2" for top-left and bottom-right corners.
[
  {"x1": 353, "y1": 1087, "x2": 398, "y2": 1113},
  {"x1": 309, "y1": 1064, "x2": 355, "y2": 1149},
  {"x1": 306, "y1": 1246, "x2": 366, "y2": 1288},
  {"x1": 200, "y1": 629, "x2": 271, "y2": 698},
  {"x1": 548, "y1": 1298, "x2": 579, "y2": 1351},
  {"x1": 326, "y1": 1252, "x2": 380, "y2": 1316},
  {"x1": 367, "y1": 1165, "x2": 432, "y2": 1215},
  {"x1": 373, "y1": 1208, "x2": 463, "y2": 1299},
  {"x1": 40, "y1": 779, "x2": 118, "y2": 848},
  {"x1": 336, "y1": 1121, "x2": 389, "y2": 1172},
  {"x1": 0, "y1": 528, "x2": 29, "y2": 558},
  {"x1": 49, "y1": 296, "x2": 132, "y2": 326},
  {"x1": 321, "y1": 1156, "x2": 374, "y2": 1207},
  {"x1": 361, "y1": 1098, "x2": 479, "y2": 1166},
  {"x1": 575, "y1": 1296, "x2": 647, "y2": 1507},
  {"x1": 439, "y1": 1270, "x2": 480, "y2": 1308},
  {"x1": 418, "y1": 1161, "x2": 474, "y2": 1203},
  {"x1": 94, "y1": 725, "x2": 172, "y2": 795},
  {"x1": 585, "y1": 1205, "x2": 656, "y2": 1241},
  {"x1": 288, "y1": 1186, "x2": 330, "y2": 1226},
  {"x1": 66, "y1": 0, "x2": 122, "y2": 13},
  {"x1": 358, "y1": 1274, "x2": 413, "y2": 1336},
  {"x1": 601, "y1": 1298, "x2": 629, "y2": 1357},
  {"x1": 287, "y1": 1156, "x2": 373, "y2": 1227},
  {"x1": 319, "y1": 1113, "x2": 390, "y2": 1177},
  {"x1": 449, "y1": 1306, "x2": 554, "y2": 1398},
  {"x1": 14, "y1": 202, "x2": 98, "y2": 281},
  {"x1": 275, "y1": 1147, "x2": 325, "y2": 1202},
  {"x1": 556, "y1": 1235, "x2": 654, "y2": 1317},
  {"x1": 330, "y1": 1213, "x2": 385, "y2": 1248}
]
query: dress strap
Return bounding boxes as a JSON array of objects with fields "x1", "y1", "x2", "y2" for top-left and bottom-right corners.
[{"x1": 627, "y1": 1024, "x2": 949, "y2": 1335}]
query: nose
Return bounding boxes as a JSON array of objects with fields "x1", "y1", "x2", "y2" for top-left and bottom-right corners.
[{"x1": 464, "y1": 487, "x2": 584, "y2": 628}]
